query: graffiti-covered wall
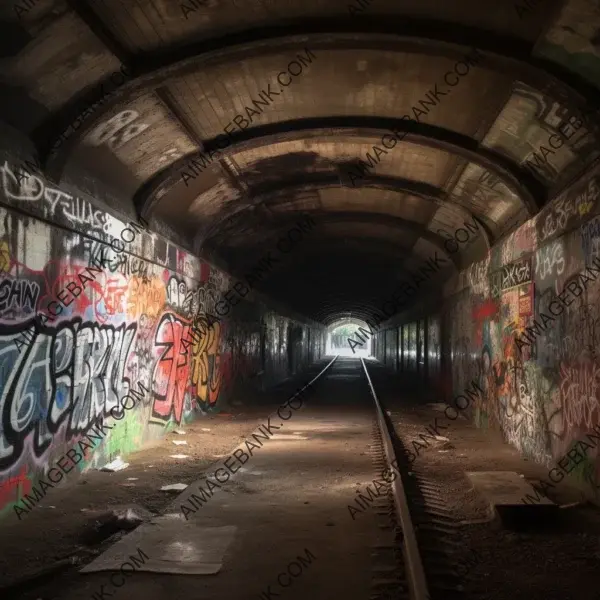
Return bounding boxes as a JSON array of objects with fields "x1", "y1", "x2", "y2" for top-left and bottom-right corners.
[
  {"x1": 0, "y1": 155, "x2": 324, "y2": 519},
  {"x1": 444, "y1": 162, "x2": 600, "y2": 496}
]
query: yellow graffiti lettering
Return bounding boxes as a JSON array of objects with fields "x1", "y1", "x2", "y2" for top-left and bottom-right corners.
[
  {"x1": 0, "y1": 241, "x2": 10, "y2": 273},
  {"x1": 189, "y1": 314, "x2": 223, "y2": 406},
  {"x1": 126, "y1": 277, "x2": 166, "y2": 318}
]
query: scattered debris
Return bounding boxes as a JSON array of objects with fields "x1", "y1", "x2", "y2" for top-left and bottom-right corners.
[
  {"x1": 560, "y1": 502, "x2": 582, "y2": 510},
  {"x1": 434, "y1": 436, "x2": 450, "y2": 442},
  {"x1": 172, "y1": 440, "x2": 188, "y2": 446},
  {"x1": 201, "y1": 428, "x2": 211, "y2": 432},
  {"x1": 80, "y1": 506, "x2": 153, "y2": 545},
  {"x1": 437, "y1": 441, "x2": 455, "y2": 450},
  {"x1": 170, "y1": 454, "x2": 189, "y2": 459},
  {"x1": 174, "y1": 429, "x2": 186, "y2": 435},
  {"x1": 161, "y1": 483, "x2": 189, "y2": 492},
  {"x1": 121, "y1": 483, "x2": 136, "y2": 487},
  {"x1": 99, "y1": 457, "x2": 129, "y2": 472},
  {"x1": 127, "y1": 477, "x2": 139, "y2": 481}
]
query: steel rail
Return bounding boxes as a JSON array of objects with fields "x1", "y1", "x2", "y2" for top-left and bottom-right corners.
[
  {"x1": 285, "y1": 354, "x2": 339, "y2": 404},
  {"x1": 360, "y1": 357, "x2": 431, "y2": 600}
]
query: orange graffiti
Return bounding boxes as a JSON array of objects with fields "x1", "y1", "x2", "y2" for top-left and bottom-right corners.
[
  {"x1": 0, "y1": 241, "x2": 9, "y2": 273},
  {"x1": 127, "y1": 276, "x2": 166, "y2": 318},
  {"x1": 189, "y1": 315, "x2": 223, "y2": 406},
  {"x1": 151, "y1": 311, "x2": 226, "y2": 422}
]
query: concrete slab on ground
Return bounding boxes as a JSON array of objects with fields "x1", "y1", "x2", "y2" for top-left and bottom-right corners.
[
  {"x1": 466, "y1": 471, "x2": 555, "y2": 506},
  {"x1": 80, "y1": 519, "x2": 236, "y2": 575}
]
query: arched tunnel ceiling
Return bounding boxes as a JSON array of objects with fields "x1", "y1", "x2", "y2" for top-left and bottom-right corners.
[{"x1": 2, "y1": 0, "x2": 600, "y2": 324}]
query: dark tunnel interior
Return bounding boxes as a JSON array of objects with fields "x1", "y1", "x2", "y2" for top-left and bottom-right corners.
[{"x1": 1, "y1": 1, "x2": 600, "y2": 599}]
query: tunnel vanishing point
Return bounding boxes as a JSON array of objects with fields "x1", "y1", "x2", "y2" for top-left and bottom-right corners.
[{"x1": 1, "y1": 0, "x2": 600, "y2": 598}]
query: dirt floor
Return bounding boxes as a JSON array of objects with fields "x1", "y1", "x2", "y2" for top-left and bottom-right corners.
[
  {"x1": 0, "y1": 407, "x2": 275, "y2": 589},
  {"x1": 0, "y1": 358, "x2": 383, "y2": 600},
  {"x1": 377, "y1": 371, "x2": 600, "y2": 600},
  {"x1": 2, "y1": 358, "x2": 600, "y2": 600}
]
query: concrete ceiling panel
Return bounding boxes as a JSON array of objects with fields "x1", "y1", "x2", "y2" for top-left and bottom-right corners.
[
  {"x1": 3, "y1": 0, "x2": 598, "y2": 323},
  {"x1": 81, "y1": 92, "x2": 198, "y2": 181}
]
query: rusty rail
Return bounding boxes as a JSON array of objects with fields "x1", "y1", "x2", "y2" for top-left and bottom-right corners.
[{"x1": 361, "y1": 358, "x2": 431, "y2": 600}]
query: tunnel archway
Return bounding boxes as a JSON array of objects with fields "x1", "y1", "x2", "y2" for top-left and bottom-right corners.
[
  {"x1": 2, "y1": 5, "x2": 600, "y2": 597},
  {"x1": 326, "y1": 317, "x2": 373, "y2": 357}
]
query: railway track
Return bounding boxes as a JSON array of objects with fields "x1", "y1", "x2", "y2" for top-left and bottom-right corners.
[
  {"x1": 305, "y1": 357, "x2": 465, "y2": 600},
  {"x1": 3, "y1": 355, "x2": 467, "y2": 600},
  {"x1": 358, "y1": 357, "x2": 466, "y2": 600}
]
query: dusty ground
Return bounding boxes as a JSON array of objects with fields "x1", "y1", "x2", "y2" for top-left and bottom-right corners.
[
  {"x1": 3, "y1": 357, "x2": 598, "y2": 600},
  {"x1": 0, "y1": 358, "x2": 388, "y2": 600},
  {"x1": 0, "y1": 407, "x2": 274, "y2": 589},
  {"x1": 375, "y1": 369, "x2": 600, "y2": 600}
]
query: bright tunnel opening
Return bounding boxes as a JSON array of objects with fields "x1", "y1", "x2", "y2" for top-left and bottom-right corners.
[{"x1": 326, "y1": 318, "x2": 373, "y2": 358}]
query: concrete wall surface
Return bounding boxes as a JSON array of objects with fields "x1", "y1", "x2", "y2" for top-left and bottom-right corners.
[
  {"x1": 374, "y1": 162, "x2": 600, "y2": 500},
  {"x1": 0, "y1": 151, "x2": 325, "y2": 520}
]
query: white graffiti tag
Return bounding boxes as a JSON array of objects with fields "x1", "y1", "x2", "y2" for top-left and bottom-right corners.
[
  {"x1": 1, "y1": 162, "x2": 108, "y2": 233},
  {"x1": 88, "y1": 110, "x2": 150, "y2": 151},
  {"x1": 536, "y1": 240, "x2": 565, "y2": 282}
]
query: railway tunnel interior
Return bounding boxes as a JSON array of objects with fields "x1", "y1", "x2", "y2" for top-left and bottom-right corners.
[{"x1": 2, "y1": 0, "x2": 600, "y2": 599}]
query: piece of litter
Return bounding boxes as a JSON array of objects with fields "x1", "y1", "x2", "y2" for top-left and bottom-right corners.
[
  {"x1": 438, "y1": 450, "x2": 449, "y2": 453},
  {"x1": 121, "y1": 483, "x2": 136, "y2": 487},
  {"x1": 100, "y1": 457, "x2": 129, "y2": 472},
  {"x1": 127, "y1": 477, "x2": 139, "y2": 481},
  {"x1": 560, "y1": 502, "x2": 582, "y2": 509},
  {"x1": 174, "y1": 429, "x2": 186, "y2": 435},
  {"x1": 161, "y1": 483, "x2": 188, "y2": 492},
  {"x1": 81, "y1": 506, "x2": 152, "y2": 545},
  {"x1": 170, "y1": 454, "x2": 189, "y2": 459},
  {"x1": 172, "y1": 440, "x2": 188, "y2": 445},
  {"x1": 201, "y1": 428, "x2": 211, "y2": 432},
  {"x1": 238, "y1": 468, "x2": 264, "y2": 475},
  {"x1": 434, "y1": 436, "x2": 450, "y2": 442}
]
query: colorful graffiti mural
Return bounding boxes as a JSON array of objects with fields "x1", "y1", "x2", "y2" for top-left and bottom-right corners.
[
  {"x1": 0, "y1": 157, "x2": 324, "y2": 519},
  {"x1": 444, "y1": 165, "x2": 600, "y2": 498}
]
